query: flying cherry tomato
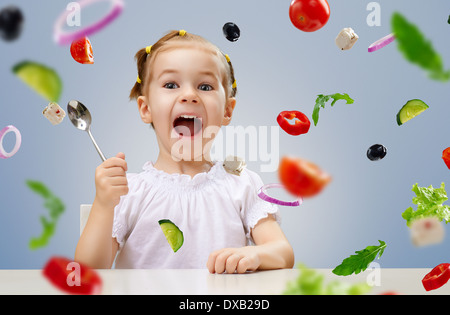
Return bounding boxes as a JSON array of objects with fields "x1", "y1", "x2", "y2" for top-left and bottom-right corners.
[
  {"x1": 289, "y1": 0, "x2": 331, "y2": 32},
  {"x1": 279, "y1": 156, "x2": 331, "y2": 198},
  {"x1": 70, "y1": 36, "x2": 94, "y2": 64}
]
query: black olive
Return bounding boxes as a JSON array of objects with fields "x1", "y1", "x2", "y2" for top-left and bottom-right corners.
[
  {"x1": 222, "y1": 22, "x2": 240, "y2": 42},
  {"x1": 367, "y1": 144, "x2": 387, "y2": 161},
  {"x1": 0, "y1": 6, "x2": 24, "y2": 41}
]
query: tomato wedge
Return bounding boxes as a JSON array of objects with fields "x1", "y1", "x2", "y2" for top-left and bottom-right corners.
[
  {"x1": 42, "y1": 256, "x2": 102, "y2": 295},
  {"x1": 277, "y1": 111, "x2": 311, "y2": 136},
  {"x1": 422, "y1": 263, "x2": 450, "y2": 291},
  {"x1": 70, "y1": 37, "x2": 94, "y2": 64},
  {"x1": 279, "y1": 156, "x2": 331, "y2": 198},
  {"x1": 442, "y1": 147, "x2": 450, "y2": 170}
]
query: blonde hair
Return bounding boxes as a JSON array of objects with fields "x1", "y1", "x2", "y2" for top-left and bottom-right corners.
[{"x1": 129, "y1": 30, "x2": 237, "y2": 101}]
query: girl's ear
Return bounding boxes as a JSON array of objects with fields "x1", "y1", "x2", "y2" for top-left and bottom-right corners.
[
  {"x1": 137, "y1": 96, "x2": 152, "y2": 124},
  {"x1": 222, "y1": 97, "x2": 236, "y2": 126}
]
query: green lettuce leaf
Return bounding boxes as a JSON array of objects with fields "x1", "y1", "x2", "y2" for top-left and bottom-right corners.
[
  {"x1": 332, "y1": 240, "x2": 386, "y2": 276},
  {"x1": 402, "y1": 182, "x2": 450, "y2": 226},
  {"x1": 312, "y1": 93, "x2": 354, "y2": 126},
  {"x1": 391, "y1": 12, "x2": 450, "y2": 82},
  {"x1": 283, "y1": 264, "x2": 372, "y2": 295}
]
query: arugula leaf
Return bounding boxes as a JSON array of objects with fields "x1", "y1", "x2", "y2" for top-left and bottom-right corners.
[
  {"x1": 26, "y1": 180, "x2": 65, "y2": 250},
  {"x1": 332, "y1": 240, "x2": 387, "y2": 276},
  {"x1": 283, "y1": 264, "x2": 372, "y2": 295},
  {"x1": 26, "y1": 180, "x2": 52, "y2": 199},
  {"x1": 392, "y1": 12, "x2": 450, "y2": 82},
  {"x1": 402, "y1": 182, "x2": 450, "y2": 227},
  {"x1": 44, "y1": 196, "x2": 65, "y2": 220},
  {"x1": 29, "y1": 216, "x2": 56, "y2": 250},
  {"x1": 312, "y1": 93, "x2": 354, "y2": 126}
]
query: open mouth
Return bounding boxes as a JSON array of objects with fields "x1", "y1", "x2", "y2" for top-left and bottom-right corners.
[{"x1": 173, "y1": 115, "x2": 203, "y2": 138}]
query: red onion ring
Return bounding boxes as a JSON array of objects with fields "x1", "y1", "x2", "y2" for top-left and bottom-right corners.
[
  {"x1": 368, "y1": 33, "x2": 395, "y2": 53},
  {"x1": 0, "y1": 125, "x2": 22, "y2": 159},
  {"x1": 258, "y1": 183, "x2": 302, "y2": 207},
  {"x1": 53, "y1": 0, "x2": 124, "y2": 46}
]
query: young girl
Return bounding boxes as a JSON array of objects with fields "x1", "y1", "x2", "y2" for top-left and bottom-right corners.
[{"x1": 75, "y1": 30, "x2": 294, "y2": 273}]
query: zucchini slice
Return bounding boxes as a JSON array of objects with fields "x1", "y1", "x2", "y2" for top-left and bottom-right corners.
[
  {"x1": 158, "y1": 219, "x2": 184, "y2": 253},
  {"x1": 396, "y1": 99, "x2": 429, "y2": 126}
]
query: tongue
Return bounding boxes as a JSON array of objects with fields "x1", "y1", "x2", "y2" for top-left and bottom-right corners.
[{"x1": 174, "y1": 118, "x2": 200, "y2": 136}]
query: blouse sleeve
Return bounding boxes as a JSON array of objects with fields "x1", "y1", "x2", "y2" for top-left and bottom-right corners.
[
  {"x1": 112, "y1": 201, "x2": 128, "y2": 249},
  {"x1": 239, "y1": 168, "x2": 281, "y2": 243}
]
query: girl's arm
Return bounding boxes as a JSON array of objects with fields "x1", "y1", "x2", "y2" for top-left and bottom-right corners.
[
  {"x1": 74, "y1": 153, "x2": 128, "y2": 269},
  {"x1": 74, "y1": 199, "x2": 120, "y2": 269},
  {"x1": 206, "y1": 215, "x2": 295, "y2": 274}
]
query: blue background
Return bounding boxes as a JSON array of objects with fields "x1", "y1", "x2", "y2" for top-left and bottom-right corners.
[{"x1": 1, "y1": 0, "x2": 449, "y2": 269}]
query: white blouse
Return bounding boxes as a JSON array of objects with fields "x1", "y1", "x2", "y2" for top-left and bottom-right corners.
[{"x1": 112, "y1": 160, "x2": 280, "y2": 269}]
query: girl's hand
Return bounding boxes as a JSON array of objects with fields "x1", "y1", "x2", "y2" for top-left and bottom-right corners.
[
  {"x1": 94, "y1": 152, "x2": 129, "y2": 209},
  {"x1": 206, "y1": 216, "x2": 295, "y2": 274},
  {"x1": 206, "y1": 247, "x2": 261, "y2": 274}
]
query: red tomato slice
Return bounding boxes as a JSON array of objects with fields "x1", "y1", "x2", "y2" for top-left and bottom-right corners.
[
  {"x1": 279, "y1": 156, "x2": 331, "y2": 198},
  {"x1": 70, "y1": 37, "x2": 94, "y2": 64},
  {"x1": 442, "y1": 147, "x2": 450, "y2": 170},
  {"x1": 277, "y1": 111, "x2": 311, "y2": 136},
  {"x1": 42, "y1": 256, "x2": 102, "y2": 295},
  {"x1": 422, "y1": 263, "x2": 450, "y2": 291},
  {"x1": 289, "y1": 0, "x2": 331, "y2": 32},
  {"x1": 379, "y1": 291, "x2": 400, "y2": 295}
]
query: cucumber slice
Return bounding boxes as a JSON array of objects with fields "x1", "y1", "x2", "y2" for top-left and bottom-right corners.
[
  {"x1": 396, "y1": 99, "x2": 429, "y2": 126},
  {"x1": 12, "y1": 61, "x2": 62, "y2": 102},
  {"x1": 158, "y1": 219, "x2": 184, "y2": 252}
]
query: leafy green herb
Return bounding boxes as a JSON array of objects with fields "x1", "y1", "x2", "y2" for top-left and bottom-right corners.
[
  {"x1": 402, "y1": 182, "x2": 450, "y2": 227},
  {"x1": 312, "y1": 93, "x2": 354, "y2": 126},
  {"x1": 283, "y1": 264, "x2": 372, "y2": 295},
  {"x1": 26, "y1": 180, "x2": 65, "y2": 250},
  {"x1": 391, "y1": 12, "x2": 450, "y2": 82},
  {"x1": 332, "y1": 240, "x2": 386, "y2": 276}
]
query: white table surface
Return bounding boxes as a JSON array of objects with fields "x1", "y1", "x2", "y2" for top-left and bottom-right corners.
[{"x1": 0, "y1": 268, "x2": 448, "y2": 295}]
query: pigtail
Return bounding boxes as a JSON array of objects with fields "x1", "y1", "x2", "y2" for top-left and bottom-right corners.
[
  {"x1": 129, "y1": 48, "x2": 150, "y2": 100},
  {"x1": 224, "y1": 54, "x2": 237, "y2": 98},
  {"x1": 228, "y1": 60, "x2": 237, "y2": 98}
]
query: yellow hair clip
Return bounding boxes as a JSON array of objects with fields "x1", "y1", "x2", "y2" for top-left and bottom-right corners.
[
  {"x1": 145, "y1": 45, "x2": 152, "y2": 55},
  {"x1": 232, "y1": 80, "x2": 237, "y2": 89},
  {"x1": 136, "y1": 75, "x2": 142, "y2": 84},
  {"x1": 225, "y1": 54, "x2": 231, "y2": 63},
  {"x1": 179, "y1": 29, "x2": 187, "y2": 36}
]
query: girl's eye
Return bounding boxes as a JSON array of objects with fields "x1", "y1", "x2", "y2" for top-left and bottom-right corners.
[
  {"x1": 198, "y1": 84, "x2": 213, "y2": 91},
  {"x1": 164, "y1": 82, "x2": 179, "y2": 89}
]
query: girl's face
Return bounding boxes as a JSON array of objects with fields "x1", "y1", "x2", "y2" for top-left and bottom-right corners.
[{"x1": 138, "y1": 43, "x2": 236, "y2": 162}]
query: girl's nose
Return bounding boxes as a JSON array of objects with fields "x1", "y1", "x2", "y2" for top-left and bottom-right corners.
[{"x1": 180, "y1": 87, "x2": 199, "y2": 104}]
